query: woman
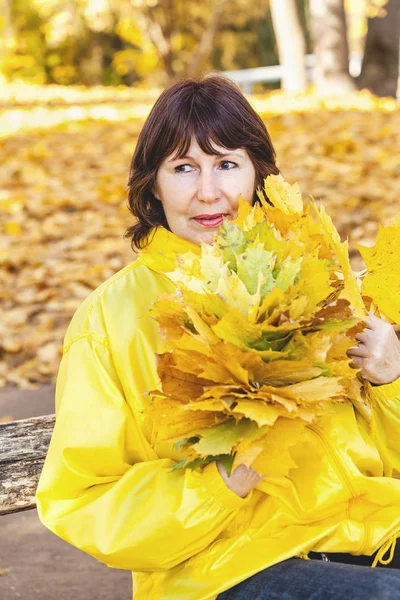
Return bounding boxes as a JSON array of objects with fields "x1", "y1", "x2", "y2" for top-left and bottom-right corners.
[{"x1": 36, "y1": 76, "x2": 400, "y2": 600}]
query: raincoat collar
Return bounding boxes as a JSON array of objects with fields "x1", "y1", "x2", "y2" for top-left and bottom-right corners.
[{"x1": 136, "y1": 226, "x2": 201, "y2": 274}]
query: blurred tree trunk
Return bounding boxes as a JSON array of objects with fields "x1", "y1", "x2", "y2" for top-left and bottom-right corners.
[
  {"x1": 357, "y1": 0, "x2": 400, "y2": 98},
  {"x1": 127, "y1": 0, "x2": 177, "y2": 82},
  {"x1": 270, "y1": 0, "x2": 307, "y2": 93},
  {"x1": 81, "y1": 39, "x2": 105, "y2": 85},
  {"x1": 188, "y1": 0, "x2": 229, "y2": 78},
  {"x1": 138, "y1": 1, "x2": 177, "y2": 82},
  {"x1": 309, "y1": 0, "x2": 356, "y2": 95},
  {"x1": 0, "y1": 0, "x2": 15, "y2": 67},
  {"x1": 1, "y1": 0, "x2": 13, "y2": 36}
]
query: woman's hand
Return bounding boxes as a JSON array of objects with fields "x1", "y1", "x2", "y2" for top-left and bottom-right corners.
[
  {"x1": 216, "y1": 461, "x2": 265, "y2": 498},
  {"x1": 347, "y1": 313, "x2": 400, "y2": 385}
]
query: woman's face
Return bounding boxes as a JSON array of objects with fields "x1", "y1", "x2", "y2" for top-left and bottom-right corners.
[{"x1": 153, "y1": 137, "x2": 257, "y2": 246}]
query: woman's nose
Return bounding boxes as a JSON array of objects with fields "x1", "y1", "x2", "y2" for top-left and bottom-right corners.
[{"x1": 197, "y1": 170, "x2": 220, "y2": 203}]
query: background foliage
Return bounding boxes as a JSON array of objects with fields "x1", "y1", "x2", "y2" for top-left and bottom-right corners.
[{"x1": 0, "y1": 0, "x2": 364, "y2": 87}]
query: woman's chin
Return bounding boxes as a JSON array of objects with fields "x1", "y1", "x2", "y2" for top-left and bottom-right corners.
[
  {"x1": 176, "y1": 222, "x2": 221, "y2": 246},
  {"x1": 196, "y1": 229, "x2": 219, "y2": 246}
]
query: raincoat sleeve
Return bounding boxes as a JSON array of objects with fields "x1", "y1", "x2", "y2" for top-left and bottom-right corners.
[
  {"x1": 35, "y1": 333, "x2": 254, "y2": 573},
  {"x1": 365, "y1": 377, "x2": 400, "y2": 477}
]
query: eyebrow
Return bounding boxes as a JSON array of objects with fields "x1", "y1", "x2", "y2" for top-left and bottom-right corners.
[{"x1": 168, "y1": 151, "x2": 242, "y2": 163}]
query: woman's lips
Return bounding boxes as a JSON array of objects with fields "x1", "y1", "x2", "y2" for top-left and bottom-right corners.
[{"x1": 193, "y1": 215, "x2": 225, "y2": 227}]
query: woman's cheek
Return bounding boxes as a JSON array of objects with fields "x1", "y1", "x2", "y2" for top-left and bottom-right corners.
[{"x1": 176, "y1": 176, "x2": 195, "y2": 195}]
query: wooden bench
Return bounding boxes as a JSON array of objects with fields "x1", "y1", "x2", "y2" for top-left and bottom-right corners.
[{"x1": 0, "y1": 414, "x2": 55, "y2": 516}]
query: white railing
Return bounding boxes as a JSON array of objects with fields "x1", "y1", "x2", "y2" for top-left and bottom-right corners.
[{"x1": 221, "y1": 53, "x2": 363, "y2": 94}]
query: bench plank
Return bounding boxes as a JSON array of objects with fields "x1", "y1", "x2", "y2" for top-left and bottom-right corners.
[{"x1": 0, "y1": 414, "x2": 55, "y2": 515}]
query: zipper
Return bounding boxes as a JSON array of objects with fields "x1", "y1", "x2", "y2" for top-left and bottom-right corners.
[
  {"x1": 357, "y1": 522, "x2": 370, "y2": 556},
  {"x1": 307, "y1": 424, "x2": 369, "y2": 554},
  {"x1": 307, "y1": 424, "x2": 358, "y2": 499}
]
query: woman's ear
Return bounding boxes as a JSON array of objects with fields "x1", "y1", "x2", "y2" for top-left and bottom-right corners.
[{"x1": 152, "y1": 183, "x2": 161, "y2": 201}]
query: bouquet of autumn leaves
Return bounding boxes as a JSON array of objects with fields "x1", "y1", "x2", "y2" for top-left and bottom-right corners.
[{"x1": 148, "y1": 174, "x2": 400, "y2": 478}]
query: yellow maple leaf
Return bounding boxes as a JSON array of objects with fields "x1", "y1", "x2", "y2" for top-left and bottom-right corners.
[
  {"x1": 250, "y1": 418, "x2": 309, "y2": 479},
  {"x1": 357, "y1": 222, "x2": 400, "y2": 324},
  {"x1": 231, "y1": 195, "x2": 267, "y2": 229},
  {"x1": 231, "y1": 400, "x2": 282, "y2": 427},
  {"x1": 262, "y1": 174, "x2": 303, "y2": 215},
  {"x1": 193, "y1": 418, "x2": 259, "y2": 457},
  {"x1": 309, "y1": 203, "x2": 365, "y2": 317}
]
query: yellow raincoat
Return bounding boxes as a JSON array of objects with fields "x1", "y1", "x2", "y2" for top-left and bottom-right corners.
[{"x1": 36, "y1": 226, "x2": 400, "y2": 600}]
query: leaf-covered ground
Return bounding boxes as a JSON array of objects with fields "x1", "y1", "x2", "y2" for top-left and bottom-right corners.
[{"x1": 0, "y1": 84, "x2": 399, "y2": 389}]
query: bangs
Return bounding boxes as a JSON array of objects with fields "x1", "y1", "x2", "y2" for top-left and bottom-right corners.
[{"x1": 166, "y1": 92, "x2": 250, "y2": 161}]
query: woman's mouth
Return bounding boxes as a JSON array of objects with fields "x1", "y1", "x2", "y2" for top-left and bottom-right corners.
[{"x1": 193, "y1": 214, "x2": 226, "y2": 227}]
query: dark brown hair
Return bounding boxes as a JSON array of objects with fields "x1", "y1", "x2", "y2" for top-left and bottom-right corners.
[{"x1": 125, "y1": 75, "x2": 280, "y2": 249}]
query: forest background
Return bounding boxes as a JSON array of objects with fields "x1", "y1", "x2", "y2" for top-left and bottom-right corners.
[{"x1": 0, "y1": 0, "x2": 399, "y2": 393}]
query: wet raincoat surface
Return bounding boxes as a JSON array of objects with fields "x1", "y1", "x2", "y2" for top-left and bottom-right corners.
[{"x1": 36, "y1": 226, "x2": 400, "y2": 600}]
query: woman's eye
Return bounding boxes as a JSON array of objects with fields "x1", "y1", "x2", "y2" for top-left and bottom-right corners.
[
  {"x1": 174, "y1": 164, "x2": 192, "y2": 173},
  {"x1": 220, "y1": 161, "x2": 237, "y2": 170}
]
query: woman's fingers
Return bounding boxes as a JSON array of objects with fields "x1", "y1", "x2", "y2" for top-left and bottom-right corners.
[
  {"x1": 367, "y1": 312, "x2": 382, "y2": 324},
  {"x1": 347, "y1": 344, "x2": 369, "y2": 358},
  {"x1": 349, "y1": 315, "x2": 400, "y2": 384},
  {"x1": 355, "y1": 332, "x2": 369, "y2": 343},
  {"x1": 349, "y1": 356, "x2": 363, "y2": 369}
]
